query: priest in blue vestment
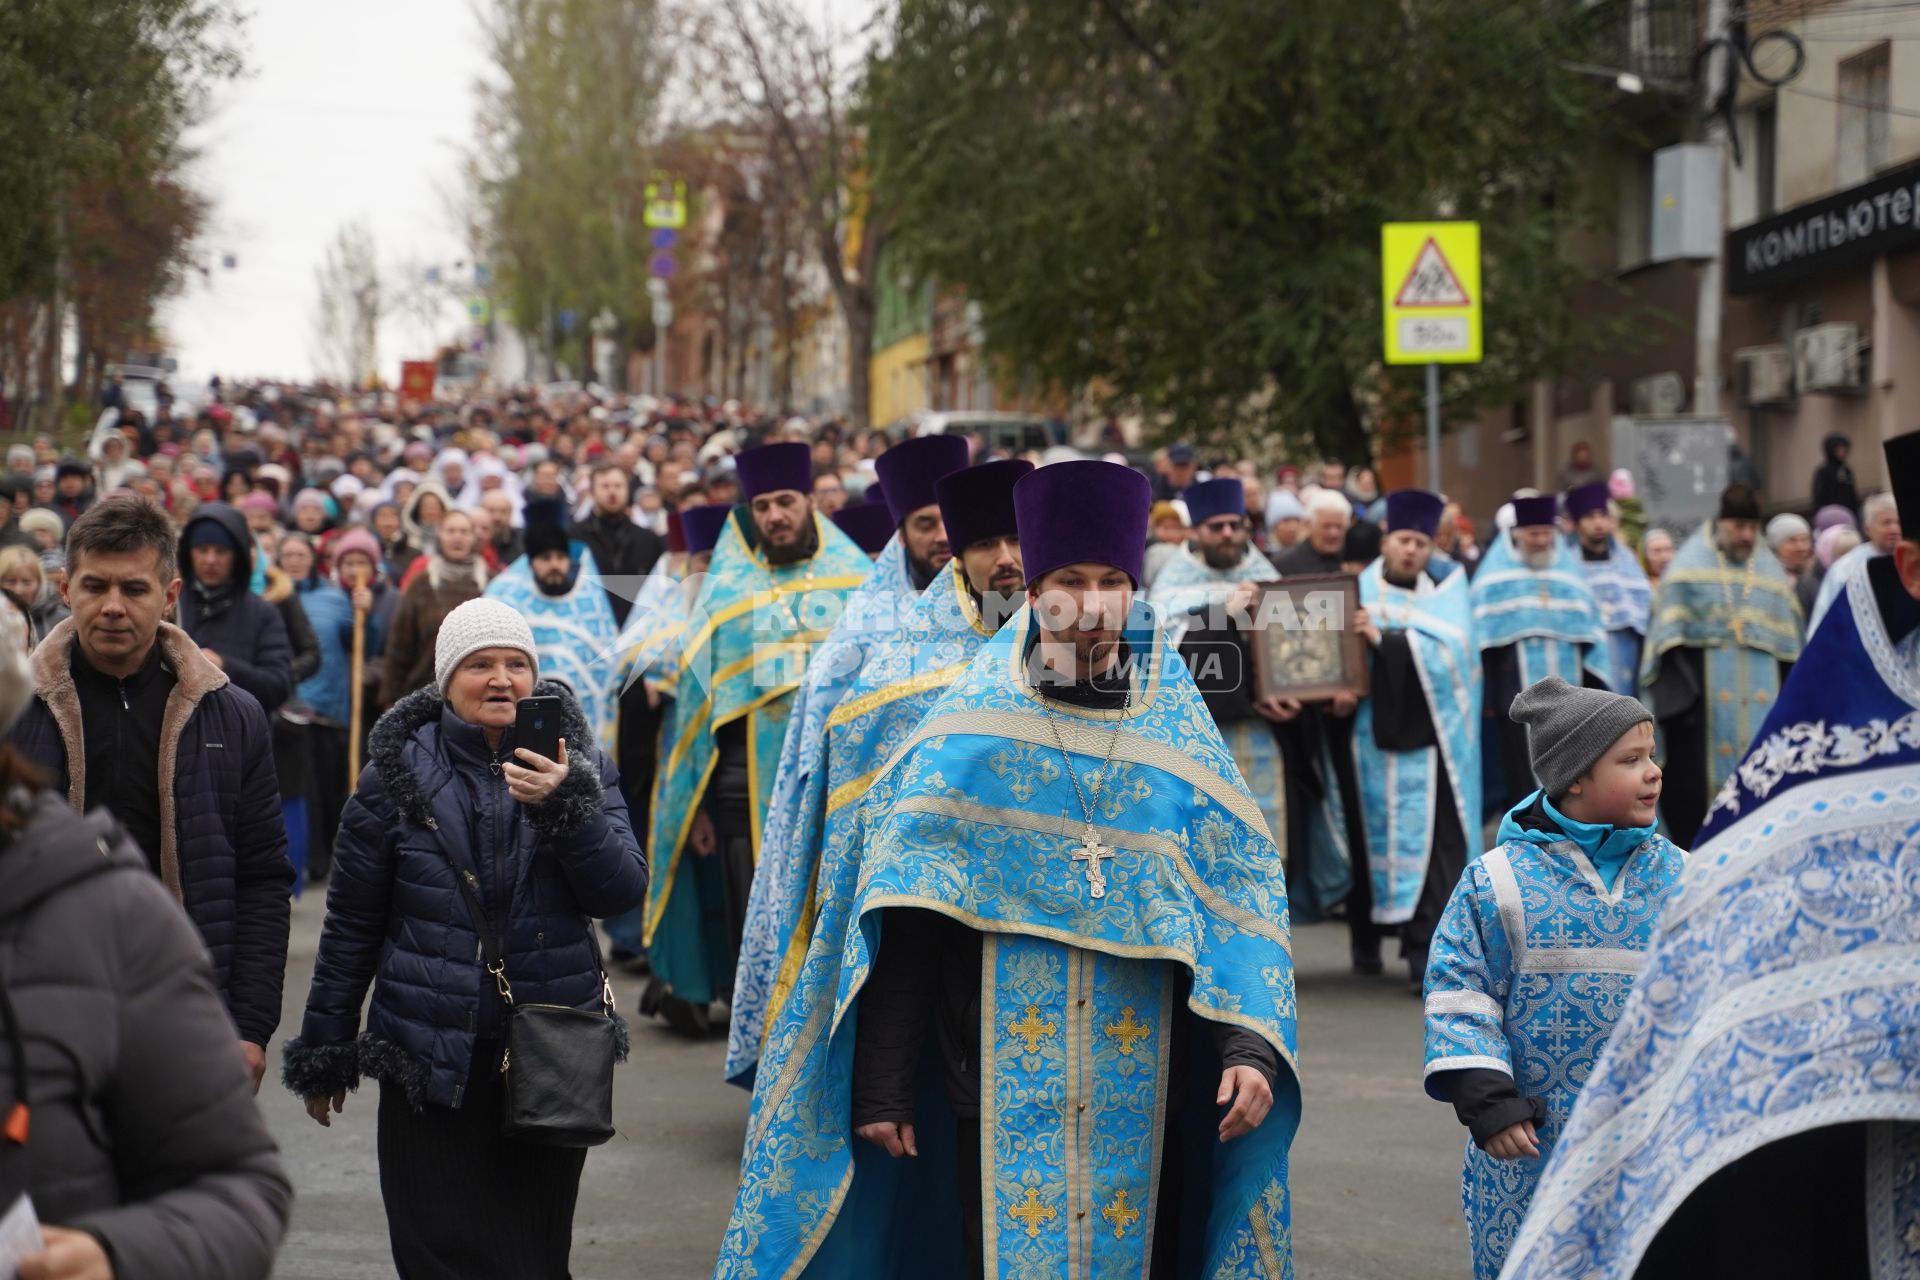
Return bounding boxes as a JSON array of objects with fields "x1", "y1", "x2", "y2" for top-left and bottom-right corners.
[
  {"x1": 728, "y1": 435, "x2": 969, "y2": 1083},
  {"x1": 1146, "y1": 476, "x2": 1294, "y2": 877},
  {"x1": 1352, "y1": 489, "x2": 1483, "y2": 993},
  {"x1": 717, "y1": 460, "x2": 1300, "y2": 1279},
  {"x1": 1638, "y1": 483, "x2": 1804, "y2": 849},
  {"x1": 1503, "y1": 429, "x2": 1920, "y2": 1280},
  {"x1": 1471, "y1": 493, "x2": 1610, "y2": 814},
  {"x1": 1565, "y1": 481, "x2": 1651, "y2": 698},
  {"x1": 642, "y1": 444, "x2": 870, "y2": 1036}
]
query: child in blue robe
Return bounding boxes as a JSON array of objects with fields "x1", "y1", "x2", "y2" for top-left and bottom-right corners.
[{"x1": 1422, "y1": 676, "x2": 1688, "y2": 1280}]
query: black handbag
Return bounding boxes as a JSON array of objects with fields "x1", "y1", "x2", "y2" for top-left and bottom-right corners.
[{"x1": 447, "y1": 863, "x2": 618, "y2": 1147}]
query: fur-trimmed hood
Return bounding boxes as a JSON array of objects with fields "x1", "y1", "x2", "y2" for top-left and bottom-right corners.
[
  {"x1": 29, "y1": 618, "x2": 229, "y2": 901},
  {"x1": 368, "y1": 678, "x2": 604, "y2": 836}
]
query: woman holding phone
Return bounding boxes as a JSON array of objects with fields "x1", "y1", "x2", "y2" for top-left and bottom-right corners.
[{"x1": 283, "y1": 598, "x2": 647, "y2": 1280}]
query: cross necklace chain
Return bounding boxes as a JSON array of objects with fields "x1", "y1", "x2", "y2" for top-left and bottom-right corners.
[
  {"x1": 1715, "y1": 547, "x2": 1758, "y2": 646},
  {"x1": 1040, "y1": 696, "x2": 1128, "y2": 900}
]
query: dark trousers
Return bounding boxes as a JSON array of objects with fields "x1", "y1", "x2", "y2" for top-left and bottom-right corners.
[
  {"x1": 377, "y1": 1046, "x2": 587, "y2": 1280},
  {"x1": 306, "y1": 723, "x2": 349, "y2": 880},
  {"x1": 705, "y1": 740, "x2": 755, "y2": 1000},
  {"x1": 1402, "y1": 774, "x2": 1468, "y2": 973}
]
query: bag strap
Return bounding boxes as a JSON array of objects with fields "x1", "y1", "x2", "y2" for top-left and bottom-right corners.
[
  {"x1": 434, "y1": 833, "x2": 516, "y2": 1006},
  {"x1": 430, "y1": 823, "x2": 613, "y2": 1015}
]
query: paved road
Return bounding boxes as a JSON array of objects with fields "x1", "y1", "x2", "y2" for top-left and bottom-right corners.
[{"x1": 265, "y1": 894, "x2": 1468, "y2": 1279}]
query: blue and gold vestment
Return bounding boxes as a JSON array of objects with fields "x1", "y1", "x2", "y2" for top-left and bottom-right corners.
[{"x1": 716, "y1": 603, "x2": 1301, "y2": 1279}]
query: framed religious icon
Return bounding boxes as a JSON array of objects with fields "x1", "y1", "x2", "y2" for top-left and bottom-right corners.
[{"x1": 1245, "y1": 573, "x2": 1370, "y2": 702}]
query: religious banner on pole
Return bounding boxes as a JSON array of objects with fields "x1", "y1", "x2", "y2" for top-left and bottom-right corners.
[{"x1": 399, "y1": 360, "x2": 437, "y2": 403}]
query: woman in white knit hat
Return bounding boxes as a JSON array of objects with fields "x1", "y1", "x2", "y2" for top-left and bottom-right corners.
[{"x1": 284, "y1": 597, "x2": 647, "y2": 1279}]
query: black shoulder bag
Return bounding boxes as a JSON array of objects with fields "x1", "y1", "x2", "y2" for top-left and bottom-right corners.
[{"x1": 446, "y1": 863, "x2": 618, "y2": 1147}]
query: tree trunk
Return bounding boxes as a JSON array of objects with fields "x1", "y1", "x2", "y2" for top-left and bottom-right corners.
[{"x1": 843, "y1": 286, "x2": 873, "y2": 431}]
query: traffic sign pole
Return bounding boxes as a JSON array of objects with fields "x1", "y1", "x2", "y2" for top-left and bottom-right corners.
[{"x1": 1425, "y1": 362, "x2": 1442, "y2": 493}]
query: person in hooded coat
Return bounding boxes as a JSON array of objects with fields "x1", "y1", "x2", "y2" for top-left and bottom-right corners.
[
  {"x1": 1810, "y1": 433, "x2": 1860, "y2": 523},
  {"x1": 178, "y1": 502, "x2": 296, "y2": 715}
]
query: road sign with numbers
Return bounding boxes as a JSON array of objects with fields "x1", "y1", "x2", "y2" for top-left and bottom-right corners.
[{"x1": 1382, "y1": 222, "x2": 1481, "y2": 365}]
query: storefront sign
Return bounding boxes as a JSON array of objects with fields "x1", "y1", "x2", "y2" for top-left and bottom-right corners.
[{"x1": 1728, "y1": 156, "x2": 1920, "y2": 295}]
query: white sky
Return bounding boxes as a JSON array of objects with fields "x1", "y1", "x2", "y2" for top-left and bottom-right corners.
[{"x1": 161, "y1": 0, "x2": 879, "y2": 388}]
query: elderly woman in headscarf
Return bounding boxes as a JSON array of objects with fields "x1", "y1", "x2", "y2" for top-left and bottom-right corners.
[
  {"x1": 432, "y1": 447, "x2": 470, "y2": 499},
  {"x1": 1764, "y1": 510, "x2": 1815, "y2": 601},
  {"x1": 291, "y1": 488, "x2": 335, "y2": 539},
  {"x1": 401, "y1": 482, "x2": 453, "y2": 557}
]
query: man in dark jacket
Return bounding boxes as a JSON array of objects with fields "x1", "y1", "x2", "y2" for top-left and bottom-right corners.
[
  {"x1": 178, "y1": 501, "x2": 294, "y2": 713},
  {"x1": 6, "y1": 497, "x2": 294, "y2": 1091},
  {"x1": 569, "y1": 462, "x2": 663, "y2": 627},
  {"x1": 1812, "y1": 432, "x2": 1860, "y2": 521}
]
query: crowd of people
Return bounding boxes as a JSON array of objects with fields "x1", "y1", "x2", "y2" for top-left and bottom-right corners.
[{"x1": 0, "y1": 377, "x2": 1915, "y2": 1279}]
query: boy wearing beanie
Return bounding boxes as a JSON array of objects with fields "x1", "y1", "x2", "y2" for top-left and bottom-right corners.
[{"x1": 1420, "y1": 675, "x2": 1687, "y2": 1280}]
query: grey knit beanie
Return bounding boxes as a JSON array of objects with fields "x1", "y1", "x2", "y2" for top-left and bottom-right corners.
[
  {"x1": 1509, "y1": 676, "x2": 1652, "y2": 799},
  {"x1": 434, "y1": 597, "x2": 539, "y2": 694}
]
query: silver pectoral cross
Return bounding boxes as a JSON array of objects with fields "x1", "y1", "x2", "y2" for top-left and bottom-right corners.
[{"x1": 1073, "y1": 827, "x2": 1114, "y2": 899}]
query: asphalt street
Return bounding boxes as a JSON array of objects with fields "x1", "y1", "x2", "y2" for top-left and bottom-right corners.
[{"x1": 265, "y1": 892, "x2": 1469, "y2": 1279}]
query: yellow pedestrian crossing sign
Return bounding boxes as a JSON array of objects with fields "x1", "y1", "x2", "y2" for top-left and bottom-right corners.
[{"x1": 1382, "y1": 222, "x2": 1481, "y2": 364}]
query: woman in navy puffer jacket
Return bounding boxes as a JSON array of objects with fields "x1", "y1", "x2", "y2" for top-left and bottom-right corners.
[{"x1": 283, "y1": 598, "x2": 646, "y2": 1280}]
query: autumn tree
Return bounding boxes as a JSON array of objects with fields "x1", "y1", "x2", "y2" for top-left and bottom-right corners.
[
  {"x1": 676, "y1": 0, "x2": 880, "y2": 426},
  {"x1": 0, "y1": 0, "x2": 240, "y2": 432},
  {"x1": 470, "y1": 0, "x2": 667, "y2": 384},
  {"x1": 865, "y1": 0, "x2": 1644, "y2": 457}
]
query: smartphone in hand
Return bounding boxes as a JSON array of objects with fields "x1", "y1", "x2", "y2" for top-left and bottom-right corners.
[{"x1": 514, "y1": 695, "x2": 564, "y2": 762}]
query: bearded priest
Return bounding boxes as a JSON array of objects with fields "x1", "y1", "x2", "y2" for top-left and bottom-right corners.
[{"x1": 715, "y1": 459, "x2": 1300, "y2": 1280}]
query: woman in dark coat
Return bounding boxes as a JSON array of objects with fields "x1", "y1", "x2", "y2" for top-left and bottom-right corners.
[
  {"x1": 0, "y1": 595, "x2": 292, "y2": 1279},
  {"x1": 283, "y1": 598, "x2": 647, "y2": 1280}
]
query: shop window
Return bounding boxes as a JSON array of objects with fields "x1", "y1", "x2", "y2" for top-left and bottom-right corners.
[{"x1": 1838, "y1": 44, "x2": 1890, "y2": 188}]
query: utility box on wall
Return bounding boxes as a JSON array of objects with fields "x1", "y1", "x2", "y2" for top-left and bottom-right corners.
[{"x1": 1650, "y1": 143, "x2": 1722, "y2": 262}]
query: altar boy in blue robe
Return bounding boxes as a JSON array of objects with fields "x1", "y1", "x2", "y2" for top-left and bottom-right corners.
[{"x1": 1422, "y1": 676, "x2": 1687, "y2": 1280}]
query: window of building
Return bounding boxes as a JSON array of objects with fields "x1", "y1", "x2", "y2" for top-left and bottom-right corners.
[
  {"x1": 1755, "y1": 99, "x2": 1777, "y2": 218},
  {"x1": 1837, "y1": 43, "x2": 1890, "y2": 188}
]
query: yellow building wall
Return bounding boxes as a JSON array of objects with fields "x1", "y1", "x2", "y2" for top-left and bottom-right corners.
[{"x1": 869, "y1": 333, "x2": 930, "y2": 428}]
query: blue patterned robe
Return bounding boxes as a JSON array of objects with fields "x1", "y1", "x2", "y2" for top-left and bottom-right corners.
[
  {"x1": 1640, "y1": 528, "x2": 1804, "y2": 801},
  {"x1": 481, "y1": 545, "x2": 620, "y2": 755},
  {"x1": 643, "y1": 511, "x2": 870, "y2": 1006},
  {"x1": 727, "y1": 535, "x2": 918, "y2": 1084},
  {"x1": 607, "y1": 555, "x2": 693, "y2": 696},
  {"x1": 717, "y1": 603, "x2": 1300, "y2": 1279},
  {"x1": 1354, "y1": 559, "x2": 1483, "y2": 923},
  {"x1": 1423, "y1": 812, "x2": 1686, "y2": 1279},
  {"x1": 1147, "y1": 546, "x2": 1289, "y2": 860},
  {"x1": 1571, "y1": 535, "x2": 1652, "y2": 697},
  {"x1": 1470, "y1": 533, "x2": 1610, "y2": 691},
  {"x1": 1502, "y1": 553, "x2": 1920, "y2": 1279}
]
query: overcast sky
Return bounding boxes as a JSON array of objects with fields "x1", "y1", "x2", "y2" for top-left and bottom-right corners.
[{"x1": 160, "y1": 0, "x2": 878, "y2": 388}]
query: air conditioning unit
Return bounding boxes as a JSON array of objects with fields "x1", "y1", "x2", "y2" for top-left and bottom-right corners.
[
  {"x1": 1733, "y1": 345, "x2": 1793, "y2": 406},
  {"x1": 1631, "y1": 371, "x2": 1688, "y2": 417},
  {"x1": 1793, "y1": 323, "x2": 1866, "y2": 393}
]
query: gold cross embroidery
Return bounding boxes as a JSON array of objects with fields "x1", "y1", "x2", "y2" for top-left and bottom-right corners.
[
  {"x1": 1101, "y1": 1189, "x2": 1140, "y2": 1239},
  {"x1": 1104, "y1": 1007, "x2": 1150, "y2": 1056},
  {"x1": 1008, "y1": 1005, "x2": 1057, "y2": 1053},
  {"x1": 1010, "y1": 1187, "x2": 1057, "y2": 1239}
]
